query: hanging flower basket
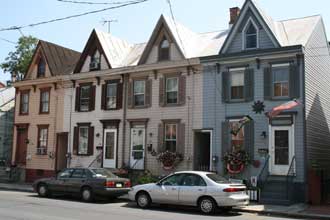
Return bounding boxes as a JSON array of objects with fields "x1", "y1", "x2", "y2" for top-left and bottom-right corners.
[
  {"x1": 157, "y1": 151, "x2": 182, "y2": 170},
  {"x1": 223, "y1": 150, "x2": 250, "y2": 174}
]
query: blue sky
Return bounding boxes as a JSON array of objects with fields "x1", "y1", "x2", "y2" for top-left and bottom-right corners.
[{"x1": 1, "y1": 0, "x2": 329, "y2": 84}]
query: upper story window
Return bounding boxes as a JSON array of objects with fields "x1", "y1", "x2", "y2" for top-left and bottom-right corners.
[
  {"x1": 40, "y1": 89, "x2": 50, "y2": 114},
  {"x1": 133, "y1": 80, "x2": 145, "y2": 107},
  {"x1": 90, "y1": 50, "x2": 101, "y2": 71},
  {"x1": 166, "y1": 77, "x2": 178, "y2": 104},
  {"x1": 106, "y1": 83, "x2": 117, "y2": 109},
  {"x1": 20, "y1": 91, "x2": 29, "y2": 115},
  {"x1": 37, "y1": 58, "x2": 46, "y2": 78},
  {"x1": 165, "y1": 123, "x2": 177, "y2": 152},
  {"x1": 159, "y1": 37, "x2": 170, "y2": 61},
  {"x1": 243, "y1": 20, "x2": 258, "y2": 50},
  {"x1": 230, "y1": 69, "x2": 245, "y2": 100},
  {"x1": 80, "y1": 85, "x2": 91, "y2": 111},
  {"x1": 272, "y1": 63, "x2": 289, "y2": 98},
  {"x1": 37, "y1": 125, "x2": 48, "y2": 155},
  {"x1": 75, "y1": 83, "x2": 95, "y2": 112}
]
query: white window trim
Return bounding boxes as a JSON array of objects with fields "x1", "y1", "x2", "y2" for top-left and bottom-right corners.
[
  {"x1": 106, "y1": 83, "x2": 117, "y2": 109},
  {"x1": 166, "y1": 77, "x2": 179, "y2": 104},
  {"x1": 242, "y1": 17, "x2": 259, "y2": 50},
  {"x1": 271, "y1": 63, "x2": 290, "y2": 98},
  {"x1": 133, "y1": 80, "x2": 146, "y2": 106},
  {"x1": 229, "y1": 69, "x2": 245, "y2": 101},
  {"x1": 78, "y1": 126, "x2": 89, "y2": 155}
]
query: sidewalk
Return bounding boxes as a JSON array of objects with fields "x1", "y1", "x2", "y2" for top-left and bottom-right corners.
[
  {"x1": 235, "y1": 203, "x2": 330, "y2": 220},
  {"x1": 0, "y1": 182, "x2": 33, "y2": 192}
]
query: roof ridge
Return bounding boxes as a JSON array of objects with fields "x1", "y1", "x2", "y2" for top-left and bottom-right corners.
[
  {"x1": 278, "y1": 14, "x2": 321, "y2": 23},
  {"x1": 39, "y1": 39, "x2": 81, "y2": 54}
]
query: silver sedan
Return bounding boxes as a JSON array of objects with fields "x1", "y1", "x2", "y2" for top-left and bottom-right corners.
[{"x1": 128, "y1": 171, "x2": 249, "y2": 214}]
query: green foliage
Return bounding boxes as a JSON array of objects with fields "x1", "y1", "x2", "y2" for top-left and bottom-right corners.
[
  {"x1": 136, "y1": 172, "x2": 158, "y2": 185},
  {"x1": 0, "y1": 36, "x2": 38, "y2": 80}
]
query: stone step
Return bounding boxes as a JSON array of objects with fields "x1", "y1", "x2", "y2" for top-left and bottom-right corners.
[
  {"x1": 261, "y1": 191, "x2": 288, "y2": 200},
  {"x1": 259, "y1": 198, "x2": 291, "y2": 205}
]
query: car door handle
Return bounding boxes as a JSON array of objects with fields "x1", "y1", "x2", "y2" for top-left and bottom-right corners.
[
  {"x1": 171, "y1": 188, "x2": 177, "y2": 191},
  {"x1": 198, "y1": 189, "x2": 203, "y2": 191}
]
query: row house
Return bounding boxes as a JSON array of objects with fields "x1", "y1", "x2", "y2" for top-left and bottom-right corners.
[{"x1": 12, "y1": 41, "x2": 80, "y2": 182}]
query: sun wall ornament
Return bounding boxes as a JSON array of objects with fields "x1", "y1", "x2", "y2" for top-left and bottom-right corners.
[{"x1": 252, "y1": 100, "x2": 265, "y2": 114}]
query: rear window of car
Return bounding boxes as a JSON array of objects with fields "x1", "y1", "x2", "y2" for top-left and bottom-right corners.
[
  {"x1": 206, "y1": 174, "x2": 230, "y2": 184},
  {"x1": 90, "y1": 169, "x2": 118, "y2": 178}
]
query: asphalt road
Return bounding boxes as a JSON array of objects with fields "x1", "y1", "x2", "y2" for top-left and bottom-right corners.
[{"x1": 0, "y1": 190, "x2": 302, "y2": 220}]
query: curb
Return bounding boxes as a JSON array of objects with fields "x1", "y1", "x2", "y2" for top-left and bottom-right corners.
[
  {"x1": 0, "y1": 185, "x2": 34, "y2": 193},
  {"x1": 234, "y1": 207, "x2": 330, "y2": 220}
]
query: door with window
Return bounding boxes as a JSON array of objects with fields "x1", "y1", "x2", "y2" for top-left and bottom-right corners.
[
  {"x1": 103, "y1": 129, "x2": 117, "y2": 168},
  {"x1": 130, "y1": 127, "x2": 145, "y2": 170},
  {"x1": 269, "y1": 126, "x2": 294, "y2": 175}
]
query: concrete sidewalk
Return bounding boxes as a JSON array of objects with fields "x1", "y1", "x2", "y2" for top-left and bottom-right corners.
[
  {"x1": 235, "y1": 203, "x2": 330, "y2": 220},
  {"x1": 0, "y1": 182, "x2": 33, "y2": 192}
]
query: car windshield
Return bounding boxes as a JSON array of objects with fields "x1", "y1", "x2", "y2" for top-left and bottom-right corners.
[
  {"x1": 206, "y1": 174, "x2": 230, "y2": 184},
  {"x1": 90, "y1": 169, "x2": 117, "y2": 178}
]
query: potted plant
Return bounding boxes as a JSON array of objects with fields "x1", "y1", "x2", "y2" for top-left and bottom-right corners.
[{"x1": 157, "y1": 151, "x2": 182, "y2": 170}]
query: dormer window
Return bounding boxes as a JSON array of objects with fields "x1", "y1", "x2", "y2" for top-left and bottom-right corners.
[
  {"x1": 90, "y1": 50, "x2": 101, "y2": 71},
  {"x1": 159, "y1": 37, "x2": 170, "y2": 61},
  {"x1": 37, "y1": 58, "x2": 46, "y2": 78},
  {"x1": 243, "y1": 19, "x2": 258, "y2": 50}
]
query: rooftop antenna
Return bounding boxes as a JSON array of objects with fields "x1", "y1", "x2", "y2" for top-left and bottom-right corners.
[{"x1": 101, "y1": 18, "x2": 118, "y2": 33}]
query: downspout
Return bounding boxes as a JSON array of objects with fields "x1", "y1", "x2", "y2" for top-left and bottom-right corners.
[
  {"x1": 67, "y1": 82, "x2": 74, "y2": 168},
  {"x1": 53, "y1": 88, "x2": 58, "y2": 171},
  {"x1": 121, "y1": 74, "x2": 128, "y2": 168}
]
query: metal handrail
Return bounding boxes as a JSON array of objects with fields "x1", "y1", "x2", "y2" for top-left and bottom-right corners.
[
  {"x1": 286, "y1": 156, "x2": 296, "y2": 200},
  {"x1": 257, "y1": 154, "x2": 270, "y2": 188},
  {"x1": 88, "y1": 152, "x2": 102, "y2": 168}
]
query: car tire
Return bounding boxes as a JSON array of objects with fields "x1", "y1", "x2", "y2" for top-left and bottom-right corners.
[
  {"x1": 136, "y1": 192, "x2": 151, "y2": 209},
  {"x1": 81, "y1": 187, "x2": 94, "y2": 202},
  {"x1": 199, "y1": 197, "x2": 216, "y2": 215},
  {"x1": 37, "y1": 184, "x2": 49, "y2": 197}
]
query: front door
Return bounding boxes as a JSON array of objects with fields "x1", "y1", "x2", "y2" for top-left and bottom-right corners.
[
  {"x1": 269, "y1": 126, "x2": 294, "y2": 175},
  {"x1": 56, "y1": 133, "x2": 68, "y2": 172},
  {"x1": 130, "y1": 127, "x2": 145, "y2": 170},
  {"x1": 16, "y1": 128, "x2": 28, "y2": 165},
  {"x1": 103, "y1": 129, "x2": 117, "y2": 168}
]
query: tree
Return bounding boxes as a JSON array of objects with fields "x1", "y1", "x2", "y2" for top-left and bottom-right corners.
[{"x1": 0, "y1": 35, "x2": 38, "y2": 81}]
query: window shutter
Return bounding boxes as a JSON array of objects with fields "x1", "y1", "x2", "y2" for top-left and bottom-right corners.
[
  {"x1": 88, "y1": 126, "x2": 94, "y2": 156},
  {"x1": 222, "y1": 72, "x2": 230, "y2": 103},
  {"x1": 159, "y1": 78, "x2": 165, "y2": 107},
  {"x1": 264, "y1": 67, "x2": 272, "y2": 100},
  {"x1": 145, "y1": 79, "x2": 152, "y2": 107},
  {"x1": 101, "y1": 84, "x2": 106, "y2": 110},
  {"x1": 244, "y1": 121, "x2": 255, "y2": 161},
  {"x1": 116, "y1": 82, "x2": 123, "y2": 109},
  {"x1": 221, "y1": 121, "x2": 230, "y2": 157},
  {"x1": 89, "y1": 85, "x2": 96, "y2": 111},
  {"x1": 127, "y1": 81, "x2": 133, "y2": 109},
  {"x1": 73, "y1": 127, "x2": 78, "y2": 155},
  {"x1": 157, "y1": 123, "x2": 164, "y2": 153},
  {"x1": 179, "y1": 75, "x2": 186, "y2": 105},
  {"x1": 244, "y1": 68, "x2": 254, "y2": 102},
  {"x1": 75, "y1": 87, "x2": 80, "y2": 112},
  {"x1": 177, "y1": 123, "x2": 185, "y2": 156},
  {"x1": 289, "y1": 64, "x2": 300, "y2": 99}
]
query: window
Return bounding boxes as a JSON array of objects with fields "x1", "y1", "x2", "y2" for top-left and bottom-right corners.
[
  {"x1": 80, "y1": 85, "x2": 91, "y2": 111},
  {"x1": 245, "y1": 22, "x2": 258, "y2": 49},
  {"x1": 229, "y1": 120, "x2": 244, "y2": 150},
  {"x1": 37, "y1": 126, "x2": 48, "y2": 155},
  {"x1": 272, "y1": 64, "x2": 289, "y2": 97},
  {"x1": 37, "y1": 58, "x2": 46, "y2": 77},
  {"x1": 161, "y1": 174, "x2": 185, "y2": 186},
  {"x1": 159, "y1": 37, "x2": 170, "y2": 61},
  {"x1": 78, "y1": 126, "x2": 89, "y2": 155},
  {"x1": 58, "y1": 169, "x2": 73, "y2": 179},
  {"x1": 133, "y1": 80, "x2": 145, "y2": 106},
  {"x1": 40, "y1": 89, "x2": 50, "y2": 113},
  {"x1": 166, "y1": 77, "x2": 178, "y2": 104},
  {"x1": 165, "y1": 124, "x2": 177, "y2": 152},
  {"x1": 71, "y1": 169, "x2": 86, "y2": 178},
  {"x1": 20, "y1": 91, "x2": 29, "y2": 115},
  {"x1": 230, "y1": 70, "x2": 244, "y2": 100},
  {"x1": 106, "y1": 83, "x2": 117, "y2": 109},
  {"x1": 90, "y1": 50, "x2": 101, "y2": 71},
  {"x1": 182, "y1": 174, "x2": 206, "y2": 186}
]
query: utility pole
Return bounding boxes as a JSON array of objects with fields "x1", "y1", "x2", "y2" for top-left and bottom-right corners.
[{"x1": 101, "y1": 18, "x2": 118, "y2": 33}]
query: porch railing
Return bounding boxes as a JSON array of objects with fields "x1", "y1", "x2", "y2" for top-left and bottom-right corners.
[
  {"x1": 88, "y1": 151, "x2": 102, "y2": 168},
  {"x1": 257, "y1": 154, "x2": 270, "y2": 189},
  {"x1": 286, "y1": 156, "x2": 296, "y2": 200}
]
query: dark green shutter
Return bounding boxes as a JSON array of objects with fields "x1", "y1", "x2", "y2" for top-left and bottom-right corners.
[
  {"x1": 221, "y1": 121, "x2": 230, "y2": 158},
  {"x1": 244, "y1": 68, "x2": 254, "y2": 102},
  {"x1": 264, "y1": 67, "x2": 272, "y2": 100},
  {"x1": 244, "y1": 121, "x2": 255, "y2": 161},
  {"x1": 289, "y1": 64, "x2": 300, "y2": 99},
  {"x1": 222, "y1": 72, "x2": 230, "y2": 103}
]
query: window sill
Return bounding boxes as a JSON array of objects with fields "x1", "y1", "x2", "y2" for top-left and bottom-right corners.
[
  {"x1": 39, "y1": 112, "x2": 50, "y2": 115},
  {"x1": 132, "y1": 105, "x2": 150, "y2": 109},
  {"x1": 103, "y1": 108, "x2": 120, "y2": 111},
  {"x1": 19, "y1": 113, "x2": 29, "y2": 116}
]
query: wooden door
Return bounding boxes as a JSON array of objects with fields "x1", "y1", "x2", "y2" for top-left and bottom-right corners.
[
  {"x1": 56, "y1": 133, "x2": 68, "y2": 171},
  {"x1": 16, "y1": 128, "x2": 28, "y2": 165}
]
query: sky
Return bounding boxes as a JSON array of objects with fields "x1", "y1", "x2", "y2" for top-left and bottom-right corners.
[{"x1": 1, "y1": 0, "x2": 330, "y2": 84}]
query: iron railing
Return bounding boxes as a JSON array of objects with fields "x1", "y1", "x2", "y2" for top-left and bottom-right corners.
[
  {"x1": 286, "y1": 156, "x2": 296, "y2": 200},
  {"x1": 88, "y1": 152, "x2": 103, "y2": 168},
  {"x1": 257, "y1": 154, "x2": 270, "y2": 189}
]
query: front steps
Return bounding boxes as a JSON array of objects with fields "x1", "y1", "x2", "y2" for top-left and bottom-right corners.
[{"x1": 260, "y1": 176, "x2": 291, "y2": 205}]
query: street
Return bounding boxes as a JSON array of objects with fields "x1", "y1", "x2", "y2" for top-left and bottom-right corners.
[{"x1": 0, "y1": 190, "x2": 303, "y2": 220}]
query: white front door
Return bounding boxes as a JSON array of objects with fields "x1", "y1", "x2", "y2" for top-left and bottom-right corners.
[
  {"x1": 103, "y1": 129, "x2": 117, "y2": 168},
  {"x1": 130, "y1": 127, "x2": 145, "y2": 170},
  {"x1": 269, "y1": 126, "x2": 294, "y2": 175}
]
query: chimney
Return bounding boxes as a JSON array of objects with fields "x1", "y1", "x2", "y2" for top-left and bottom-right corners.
[{"x1": 229, "y1": 7, "x2": 240, "y2": 27}]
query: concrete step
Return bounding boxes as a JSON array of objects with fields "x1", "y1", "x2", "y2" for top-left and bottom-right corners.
[
  {"x1": 261, "y1": 191, "x2": 288, "y2": 200},
  {"x1": 259, "y1": 198, "x2": 291, "y2": 206}
]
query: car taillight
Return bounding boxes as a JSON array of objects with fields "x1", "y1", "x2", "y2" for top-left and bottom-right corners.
[
  {"x1": 223, "y1": 188, "x2": 245, "y2": 192},
  {"x1": 105, "y1": 181, "x2": 115, "y2": 188},
  {"x1": 124, "y1": 181, "x2": 131, "y2": 188}
]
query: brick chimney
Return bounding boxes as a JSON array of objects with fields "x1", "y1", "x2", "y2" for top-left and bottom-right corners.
[{"x1": 229, "y1": 7, "x2": 240, "y2": 27}]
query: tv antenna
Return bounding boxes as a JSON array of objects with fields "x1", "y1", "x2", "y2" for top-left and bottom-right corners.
[{"x1": 101, "y1": 18, "x2": 118, "y2": 33}]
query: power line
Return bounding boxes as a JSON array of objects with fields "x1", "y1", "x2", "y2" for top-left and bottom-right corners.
[
  {"x1": 57, "y1": 0, "x2": 137, "y2": 5},
  {"x1": 0, "y1": 0, "x2": 148, "y2": 32},
  {"x1": 0, "y1": 37, "x2": 16, "y2": 45}
]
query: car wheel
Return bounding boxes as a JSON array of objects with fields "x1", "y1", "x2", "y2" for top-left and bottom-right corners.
[
  {"x1": 136, "y1": 192, "x2": 151, "y2": 209},
  {"x1": 37, "y1": 184, "x2": 49, "y2": 197},
  {"x1": 81, "y1": 187, "x2": 94, "y2": 202},
  {"x1": 199, "y1": 197, "x2": 216, "y2": 215}
]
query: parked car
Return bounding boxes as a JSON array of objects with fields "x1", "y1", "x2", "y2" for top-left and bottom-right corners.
[
  {"x1": 33, "y1": 168, "x2": 131, "y2": 202},
  {"x1": 128, "y1": 171, "x2": 249, "y2": 214}
]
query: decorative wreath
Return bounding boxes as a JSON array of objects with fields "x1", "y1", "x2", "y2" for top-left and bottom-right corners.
[{"x1": 223, "y1": 150, "x2": 250, "y2": 174}]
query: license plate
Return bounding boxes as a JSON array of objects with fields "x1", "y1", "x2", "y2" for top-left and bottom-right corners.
[{"x1": 116, "y1": 183, "x2": 123, "y2": 188}]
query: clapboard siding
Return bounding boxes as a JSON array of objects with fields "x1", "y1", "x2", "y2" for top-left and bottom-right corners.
[{"x1": 304, "y1": 19, "x2": 330, "y2": 169}]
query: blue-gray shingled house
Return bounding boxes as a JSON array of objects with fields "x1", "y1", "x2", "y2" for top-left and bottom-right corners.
[{"x1": 197, "y1": 0, "x2": 330, "y2": 204}]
